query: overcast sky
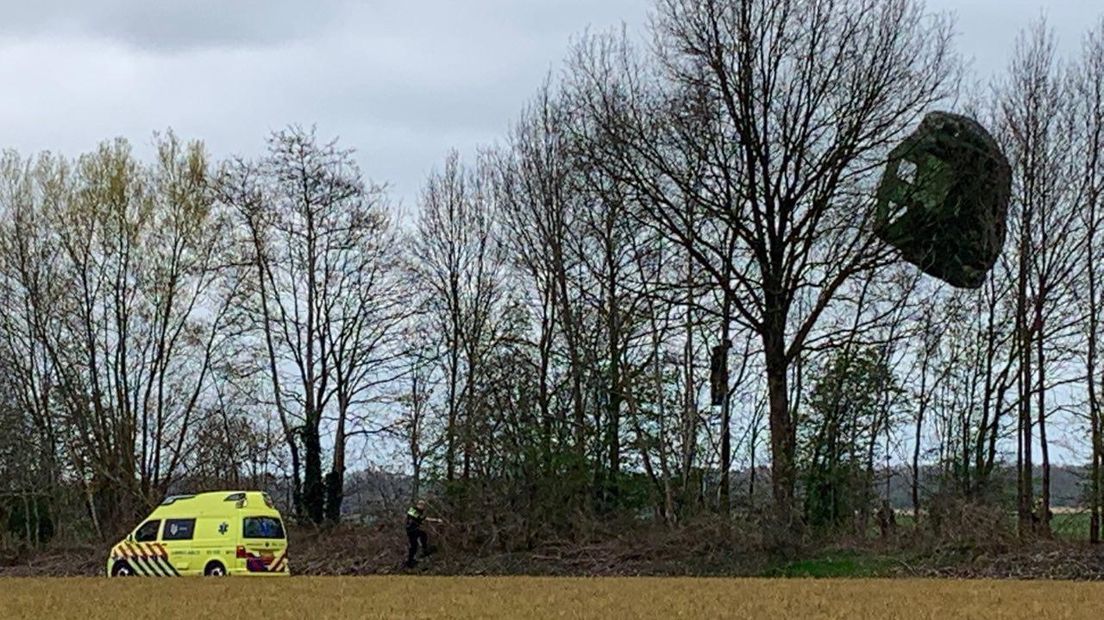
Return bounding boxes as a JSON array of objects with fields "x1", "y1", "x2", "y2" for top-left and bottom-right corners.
[{"x1": 0, "y1": 0, "x2": 1096, "y2": 210}]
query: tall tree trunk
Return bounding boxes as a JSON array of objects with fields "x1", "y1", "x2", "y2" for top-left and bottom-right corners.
[
  {"x1": 445, "y1": 273, "x2": 461, "y2": 482},
  {"x1": 325, "y1": 396, "x2": 347, "y2": 523},
  {"x1": 764, "y1": 323, "x2": 795, "y2": 528},
  {"x1": 912, "y1": 345, "x2": 930, "y2": 523},
  {"x1": 462, "y1": 345, "x2": 477, "y2": 482},
  {"x1": 606, "y1": 331, "x2": 621, "y2": 501},
  {"x1": 1090, "y1": 203, "x2": 1102, "y2": 545},
  {"x1": 1085, "y1": 20, "x2": 1104, "y2": 545},
  {"x1": 302, "y1": 414, "x2": 324, "y2": 524},
  {"x1": 554, "y1": 260, "x2": 586, "y2": 459},
  {"x1": 719, "y1": 290, "x2": 733, "y2": 518},
  {"x1": 1092, "y1": 409, "x2": 1101, "y2": 544},
  {"x1": 1016, "y1": 211, "x2": 1034, "y2": 538},
  {"x1": 1036, "y1": 300, "x2": 1051, "y2": 536},
  {"x1": 251, "y1": 224, "x2": 302, "y2": 519},
  {"x1": 680, "y1": 249, "x2": 698, "y2": 512},
  {"x1": 606, "y1": 226, "x2": 622, "y2": 505},
  {"x1": 538, "y1": 291, "x2": 554, "y2": 475}
]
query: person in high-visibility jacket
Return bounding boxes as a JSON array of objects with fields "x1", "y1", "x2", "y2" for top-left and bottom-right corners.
[{"x1": 404, "y1": 499, "x2": 440, "y2": 568}]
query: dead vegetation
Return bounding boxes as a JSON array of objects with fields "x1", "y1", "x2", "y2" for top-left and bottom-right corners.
[
  {"x1": 6, "y1": 518, "x2": 1104, "y2": 582},
  {"x1": 0, "y1": 545, "x2": 101, "y2": 578},
  {"x1": 288, "y1": 518, "x2": 766, "y2": 577},
  {"x1": 917, "y1": 544, "x2": 1104, "y2": 581}
]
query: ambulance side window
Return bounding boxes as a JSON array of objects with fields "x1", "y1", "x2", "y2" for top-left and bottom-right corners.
[
  {"x1": 162, "y1": 519, "x2": 196, "y2": 541},
  {"x1": 134, "y1": 520, "x2": 160, "y2": 542},
  {"x1": 243, "y1": 517, "x2": 284, "y2": 539}
]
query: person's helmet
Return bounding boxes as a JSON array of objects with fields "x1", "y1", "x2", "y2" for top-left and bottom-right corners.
[{"x1": 415, "y1": 499, "x2": 427, "y2": 511}]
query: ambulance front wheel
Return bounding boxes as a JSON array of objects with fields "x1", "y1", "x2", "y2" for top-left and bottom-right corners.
[
  {"x1": 111, "y1": 561, "x2": 134, "y2": 577},
  {"x1": 204, "y1": 561, "x2": 227, "y2": 576}
]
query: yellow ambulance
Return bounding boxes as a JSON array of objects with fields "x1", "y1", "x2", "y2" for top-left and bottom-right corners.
[{"x1": 106, "y1": 490, "x2": 289, "y2": 577}]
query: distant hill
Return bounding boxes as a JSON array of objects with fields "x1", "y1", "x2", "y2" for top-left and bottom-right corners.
[{"x1": 724, "y1": 464, "x2": 1090, "y2": 510}]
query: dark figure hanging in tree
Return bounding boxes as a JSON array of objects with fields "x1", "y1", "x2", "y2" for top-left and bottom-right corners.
[{"x1": 405, "y1": 499, "x2": 440, "y2": 568}]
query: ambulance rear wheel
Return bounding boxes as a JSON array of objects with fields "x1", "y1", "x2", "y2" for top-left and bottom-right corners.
[
  {"x1": 112, "y1": 562, "x2": 134, "y2": 577},
  {"x1": 204, "y1": 561, "x2": 227, "y2": 577}
]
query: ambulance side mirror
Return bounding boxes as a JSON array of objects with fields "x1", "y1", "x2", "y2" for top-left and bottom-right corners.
[{"x1": 126, "y1": 533, "x2": 134, "y2": 543}]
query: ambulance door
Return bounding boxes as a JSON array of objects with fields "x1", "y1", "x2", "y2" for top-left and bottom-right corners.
[
  {"x1": 159, "y1": 518, "x2": 197, "y2": 575},
  {"x1": 241, "y1": 516, "x2": 288, "y2": 573}
]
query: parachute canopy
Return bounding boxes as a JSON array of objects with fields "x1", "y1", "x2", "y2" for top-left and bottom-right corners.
[{"x1": 873, "y1": 111, "x2": 1011, "y2": 289}]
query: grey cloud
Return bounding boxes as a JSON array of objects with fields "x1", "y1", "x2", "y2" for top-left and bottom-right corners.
[
  {"x1": 0, "y1": 0, "x2": 353, "y2": 51},
  {"x1": 927, "y1": 0, "x2": 1093, "y2": 78},
  {"x1": 5, "y1": 0, "x2": 1092, "y2": 214},
  {"x1": 0, "y1": 0, "x2": 646, "y2": 53}
]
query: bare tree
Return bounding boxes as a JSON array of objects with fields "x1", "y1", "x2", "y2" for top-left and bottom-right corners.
[
  {"x1": 1074, "y1": 18, "x2": 1104, "y2": 543},
  {"x1": 217, "y1": 160, "x2": 303, "y2": 518},
  {"x1": 0, "y1": 134, "x2": 238, "y2": 535},
  {"x1": 222, "y1": 127, "x2": 398, "y2": 524},
  {"x1": 997, "y1": 20, "x2": 1086, "y2": 536},
  {"x1": 568, "y1": 0, "x2": 958, "y2": 525},
  {"x1": 411, "y1": 151, "x2": 512, "y2": 483}
]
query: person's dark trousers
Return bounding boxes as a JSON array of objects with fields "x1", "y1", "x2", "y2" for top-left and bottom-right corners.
[{"x1": 406, "y1": 528, "x2": 427, "y2": 566}]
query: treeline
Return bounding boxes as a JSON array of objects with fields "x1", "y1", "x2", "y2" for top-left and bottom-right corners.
[{"x1": 2, "y1": 0, "x2": 1104, "y2": 551}]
